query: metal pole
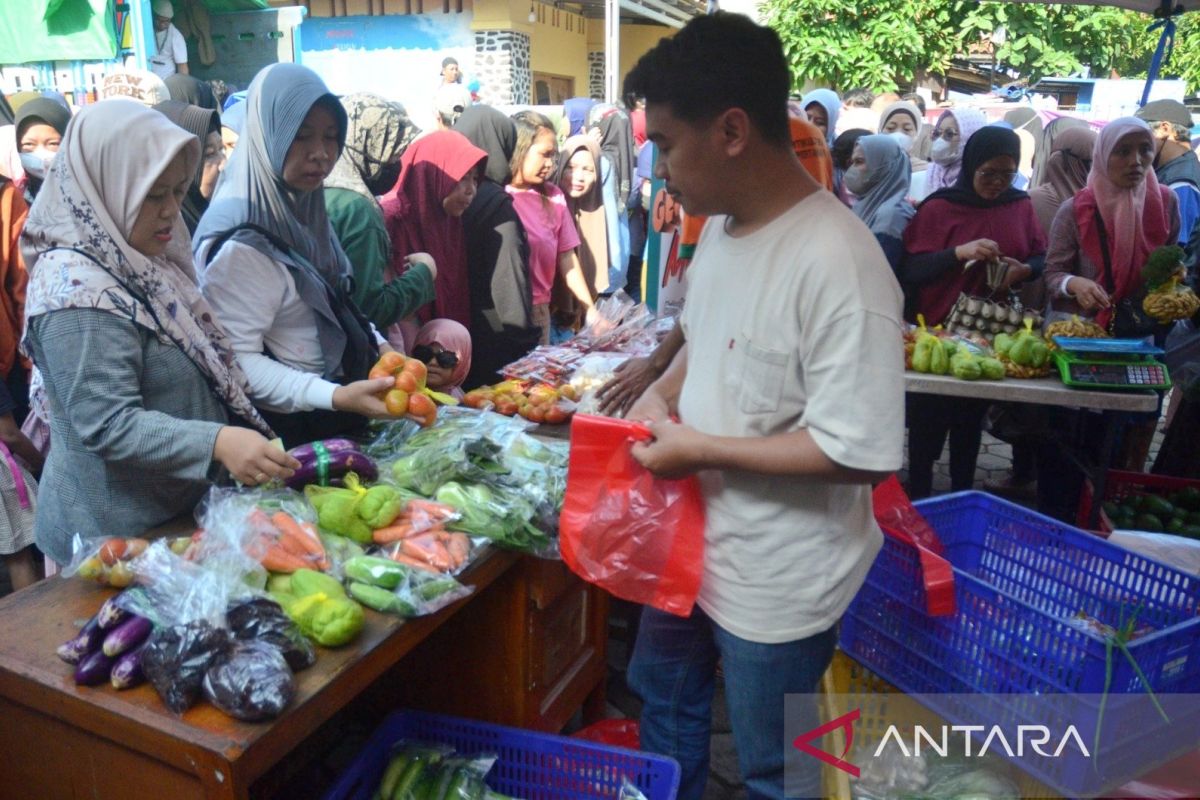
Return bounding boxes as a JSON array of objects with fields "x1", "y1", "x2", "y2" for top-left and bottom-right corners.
[
  {"x1": 128, "y1": 0, "x2": 155, "y2": 71},
  {"x1": 605, "y1": 0, "x2": 619, "y2": 103}
]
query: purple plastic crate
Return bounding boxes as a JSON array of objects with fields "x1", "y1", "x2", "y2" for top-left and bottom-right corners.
[{"x1": 323, "y1": 710, "x2": 680, "y2": 800}]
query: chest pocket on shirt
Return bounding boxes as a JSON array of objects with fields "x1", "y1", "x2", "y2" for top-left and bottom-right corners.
[{"x1": 736, "y1": 337, "x2": 789, "y2": 414}]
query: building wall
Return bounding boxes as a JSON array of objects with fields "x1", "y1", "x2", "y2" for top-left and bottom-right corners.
[
  {"x1": 528, "y1": 2, "x2": 588, "y2": 94},
  {"x1": 617, "y1": 23, "x2": 671, "y2": 87}
]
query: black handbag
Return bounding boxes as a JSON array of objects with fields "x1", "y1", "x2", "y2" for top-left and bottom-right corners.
[{"x1": 1094, "y1": 211, "x2": 1160, "y2": 338}]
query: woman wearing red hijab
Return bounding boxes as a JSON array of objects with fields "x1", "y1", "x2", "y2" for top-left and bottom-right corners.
[{"x1": 381, "y1": 130, "x2": 487, "y2": 349}]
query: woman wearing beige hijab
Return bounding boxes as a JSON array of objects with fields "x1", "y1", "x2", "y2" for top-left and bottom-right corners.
[{"x1": 21, "y1": 99, "x2": 297, "y2": 564}]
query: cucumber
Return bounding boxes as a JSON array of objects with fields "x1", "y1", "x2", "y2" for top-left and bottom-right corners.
[{"x1": 380, "y1": 753, "x2": 410, "y2": 799}]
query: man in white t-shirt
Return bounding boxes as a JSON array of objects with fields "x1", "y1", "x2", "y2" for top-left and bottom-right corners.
[
  {"x1": 148, "y1": 0, "x2": 189, "y2": 81},
  {"x1": 622, "y1": 13, "x2": 905, "y2": 800}
]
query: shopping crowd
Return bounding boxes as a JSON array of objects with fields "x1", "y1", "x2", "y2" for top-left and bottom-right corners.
[{"x1": 0, "y1": 11, "x2": 1199, "y2": 798}]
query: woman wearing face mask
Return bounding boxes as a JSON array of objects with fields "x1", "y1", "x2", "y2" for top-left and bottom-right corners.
[
  {"x1": 846, "y1": 135, "x2": 914, "y2": 272},
  {"x1": 900, "y1": 127, "x2": 1047, "y2": 499},
  {"x1": 412, "y1": 319, "x2": 472, "y2": 400},
  {"x1": 195, "y1": 64, "x2": 395, "y2": 448},
  {"x1": 878, "y1": 100, "x2": 927, "y2": 200},
  {"x1": 153, "y1": 100, "x2": 225, "y2": 234},
  {"x1": 507, "y1": 110, "x2": 595, "y2": 344},
  {"x1": 381, "y1": 129, "x2": 487, "y2": 348},
  {"x1": 15, "y1": 97, "x2": 70, "y2": 204},
  {"x1": 325, "y1": 94, "x2": 436, "y2": 339},
  {"x1": 923, "y1": 107, "x2": 988, "y2": 199},
  {"x1": 831, "y1": 128, "x2": 871, "y2": 207},
  {"x1": 21, "y1": 100, "x2": 298, "y2": 566},
  {"x1": 556, "y1": 136, "x2": 609, "y2": 301}
]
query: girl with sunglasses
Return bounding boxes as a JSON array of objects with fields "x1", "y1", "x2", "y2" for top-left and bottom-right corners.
[{"x1": 412, "y1": 319, "x2": 472, "y2": 399}]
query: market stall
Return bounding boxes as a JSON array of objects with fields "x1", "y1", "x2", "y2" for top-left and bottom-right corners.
[{"x1": 0, "y1": 400, "x2": 611, "y2": 800}]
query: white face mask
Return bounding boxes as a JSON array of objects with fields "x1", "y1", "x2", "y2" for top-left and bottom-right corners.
[
  {"x1": 930, "y1": 138, "x2": 959, "y2": 165},
  {"x1": 843, "y1": 166, "x2": 873, "y2": 196},
  {"x1": 888, "y1": 132, "x2": 914, "y2": 154},
  {"x1": 19, "y1": 149, "x2": 54, "y2": 181}
]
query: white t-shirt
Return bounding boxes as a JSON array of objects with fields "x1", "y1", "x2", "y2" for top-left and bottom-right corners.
[
  {"x1": 678, "y1": 190, "x2": 905, "y2": 644},
  {"x1": 149, "y1": 24, "x2": 187, "y2": 80},
  {"x1": 200, "y1": 241, "x2": 341, "y2": 413}
]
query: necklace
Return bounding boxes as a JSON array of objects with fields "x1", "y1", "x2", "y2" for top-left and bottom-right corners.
[{"x1": 155, "y1": 28, "x2": 168, "y2": 52}]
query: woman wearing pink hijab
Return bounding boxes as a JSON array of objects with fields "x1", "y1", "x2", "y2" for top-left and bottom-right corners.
[
  {"x1": 923, "y1": 107, "x2": 987, "y2": 198},
  {"x1": 412, "y1": 319, "x2": 473, "y2": 399},
  {"x1": 1043, "y1": 117, "x2": 1179, "y2": 331}
]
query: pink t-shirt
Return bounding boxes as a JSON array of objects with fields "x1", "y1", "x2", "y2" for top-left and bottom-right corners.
[{"x1": 505, "y1": 183, "x2": 581, "y2": 305}]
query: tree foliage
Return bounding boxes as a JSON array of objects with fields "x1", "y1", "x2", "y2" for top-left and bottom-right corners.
[{"x1": 760, "y1": 0, "x2": 1199, "y2": 94}]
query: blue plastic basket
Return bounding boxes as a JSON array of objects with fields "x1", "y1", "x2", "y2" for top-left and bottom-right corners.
[
  {"x1": 840, "y1": 491, "x2": 1200, "y2": 794},
  {"x1": 323, "y1": 710, "x2": 681, "y2": 800}
]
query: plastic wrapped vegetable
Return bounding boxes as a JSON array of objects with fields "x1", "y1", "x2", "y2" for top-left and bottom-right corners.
[
  {"x1": 358, "y1": 483, "x2": 404, "y2": 530},
  {"x1": 344, "y1": 555, "x2": 473, "y2": 618},
  {"x1": 993, "y1": 332, "x2": 1014, "y2": 358},
  {"x1": 306, "y1": 473, "x2": 373, "y2": 543},
  {"x1": 226, "y1": 597, "x2": 315, "y2": 672},
  {"x1": 929, "y1": 338, "x2": 950, "y2": 374},
  {"x1": 949, "y1": 351, "x2": 982, "y2": 381},
  {"x1": 270, "y1": 569, "x2": 365, "y2": 647},
  {"x1": 979, "y1": 357, "x2": 1005, "y2": 380},
  {"x1": 284, "y1": 438, "x2": 377, "y2": 489},
  {"x1": 202, "y1": 640, "x2": 296, "y2": 722},
  {"x1": 141, "y1": 621, "x2": 232, "y2": 713},
  {"x1": 911, "y1": 334, "x2": 934, "y2": 373}
]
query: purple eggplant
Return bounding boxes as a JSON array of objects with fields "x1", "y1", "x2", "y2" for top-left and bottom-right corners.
[
  {"x1": 110, "y1": 644, "x2": 146, "y2": 690},
  {"x1": 74, "y1": 649, "x2": 115, "y2": 686},
  {"x1": 103, "y1": 615, "x2": 153, "y2": 657},
  {"x1": 285, "y1": 449, "x2": 377, "y2": 489},
  {"x1": 286, "y1": 438, "x2": 360, "y2": 463},
  {"x1": 57, "y1": 613, "x2": 104, "y2": 665},
  {"x1": 97, "y1": 594, "x2": 130, "y2": 630}
]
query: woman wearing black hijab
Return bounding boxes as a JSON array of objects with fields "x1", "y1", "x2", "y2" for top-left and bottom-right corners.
[
  {"x1": 900, "y1": 126, "x2": 1047, "y2": 498},
  {"x1": 453, "y1": 105, "x2": 538, "y2": 387},
  {"x1": 15, "y1": 96, "x2": 71, "y2": 203},
  {"x1": 153, "y1": 100, "x2": 225, "y2": 233}
]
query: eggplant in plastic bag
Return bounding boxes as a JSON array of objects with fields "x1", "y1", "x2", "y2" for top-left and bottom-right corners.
[
  {"x1": 141, "y1": 621, "x2": 231, "y2": 713},
  {"x1": 202, "y1": 640, "x2": 295, "y2": 722},
  {"x1": 225, "y1": 597, "x2": 315, "y2": 672}
]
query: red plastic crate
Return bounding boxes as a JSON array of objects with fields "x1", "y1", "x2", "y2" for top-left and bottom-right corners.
[{"x1": 1078, "y1": 470, "x2": 1200, "y2": 532}]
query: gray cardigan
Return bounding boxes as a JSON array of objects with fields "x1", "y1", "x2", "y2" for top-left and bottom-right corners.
[{"x1": 27, "y1": 309, "x2": 227, "y2": 564}]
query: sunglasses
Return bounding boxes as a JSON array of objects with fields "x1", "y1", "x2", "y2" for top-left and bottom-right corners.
[{"x1": 412, "y1": 344, "x2": 459, "y2": 369}]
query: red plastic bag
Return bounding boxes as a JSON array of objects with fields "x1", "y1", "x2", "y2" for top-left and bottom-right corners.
[
  {"x1": 572, "y1": 718, "x2": 640, "y2": 750},
  {"x1": 872, "y1": 476, "x2": 956, "y2": 617},
  {"x1": 560, "y1": 414, "x2": 705, "y2": 617}
]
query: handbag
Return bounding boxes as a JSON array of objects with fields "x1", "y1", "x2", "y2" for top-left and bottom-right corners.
[{"x1": 1094, "y1": 211, "x2": 1160, "y2": 339}]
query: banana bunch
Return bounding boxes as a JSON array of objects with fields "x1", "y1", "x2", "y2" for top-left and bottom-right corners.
[{"x1": 1143, "y1": 282, "x2": 1200, "y2": 323}]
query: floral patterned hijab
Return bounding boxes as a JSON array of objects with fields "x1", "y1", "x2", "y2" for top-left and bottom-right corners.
[
  {"x1": 325, "y1": 93, "x2": 418, "y2": 202},
  {"x1": 20, "y1": 99, "x2": 272, "y2": 435}
]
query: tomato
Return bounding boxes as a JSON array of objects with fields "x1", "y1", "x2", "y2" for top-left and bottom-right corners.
[
  {"x1": 377, "y1": 352, "x2": 405, "y2": 373},
  {"x1": 368, "y1": 366, "x2": 393, "y2": 381},
  {"x1": 519, "y1": 404, "x2": 546, "y2": 423},
  {"x1": 558, "y1": 384, "x2": 579, "y2": 402},
  {"x1": 408, "y1": 392, "x2": 436, "y2": 417},
  {"x1": 494, "y1": 401, "x2": 518, "y2": 416},
  {"x1": 384, "y1": 388, "x2": 410, "y2": 417},
  {"x1": 402, "y1": 358, "x2": 428, "y2": 388},
  {"x1": 544, "y1": 405, "x2": 569, "y2": 425},
  {"x1": 98, "y1": 537, "x2": 127, "y2": 566},
  {"x1": 395, "y1": 371, "x2": 419, "y2": 394},
  {"x1": 463, "y1": 392, "x2": 486, "y2": 409}
]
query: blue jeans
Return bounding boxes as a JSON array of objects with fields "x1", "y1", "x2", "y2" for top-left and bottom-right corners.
[{"x1": 627, "y1": 606, "x2": 836, "y2": 800}]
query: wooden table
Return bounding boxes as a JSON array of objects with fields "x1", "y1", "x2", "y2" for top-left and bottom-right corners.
[{"x1": 0, "y1": 549, "x2": 608, "y2": 800}]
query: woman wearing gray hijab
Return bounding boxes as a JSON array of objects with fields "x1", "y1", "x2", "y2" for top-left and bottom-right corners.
[
  {"x1": 194, "y1": 64, "x2": 394, "y2": 447},
  {"x1": 844, "y1": 134, "x2": 915, "y2": 272}
]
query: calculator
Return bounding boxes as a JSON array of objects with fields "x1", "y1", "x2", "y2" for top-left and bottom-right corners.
[{"x1": 1051, "y1": 337, "x2": 1172, "y2": 391}]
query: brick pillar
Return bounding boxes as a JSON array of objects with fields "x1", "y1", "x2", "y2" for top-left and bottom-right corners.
[
  {"x1": 474, "y1": 29, "x2": 532, "y2": 106},
  {"x1": 588, "y1": 50, "x2": 604, "y2": 100}
]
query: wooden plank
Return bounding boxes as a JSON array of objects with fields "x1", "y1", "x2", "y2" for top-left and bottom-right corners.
[{"x1": 905, "y1": 372, "x2": 1160, "y2": 413}]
